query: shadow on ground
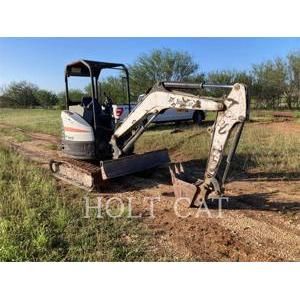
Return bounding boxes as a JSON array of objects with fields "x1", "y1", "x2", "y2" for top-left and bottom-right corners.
[
  {"x1": 94, "y1": 151, "x2": 300, "y2": 214},
  {"x1": 205, "y1": 192, "x2": 300, "y2": 213},
  {"x1": 179, "y1": 156, "x2": 300, "y2": 182}
]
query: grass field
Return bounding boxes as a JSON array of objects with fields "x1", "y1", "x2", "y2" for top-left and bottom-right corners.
[
  {"x1": 1, "y1": 108, "x2": 300, "y2": 261},
  {"x1": 0, "y1": 146, "x2": 154, "y2": 261},
  {"x1": 1, "y1": 108, "x2": 299, "y2": 135},
  {"x1": 138, "y1": 123, "x2": 300, "y2": 174},
  {"x1": 0, "y1": 108, "x2": 61, "y2": 135},
  {"x1": 1, "y1": 108, "x2": 300, "y2": 174}
]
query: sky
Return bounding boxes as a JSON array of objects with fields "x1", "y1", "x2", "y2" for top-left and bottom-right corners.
[{"x1": 0, "y1": 37, "x2": 300, "y2": 92}]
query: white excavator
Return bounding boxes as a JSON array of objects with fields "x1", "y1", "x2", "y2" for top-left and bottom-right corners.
[{"x1": 50, "y1": 60, "x2": 249, "y2": 207}]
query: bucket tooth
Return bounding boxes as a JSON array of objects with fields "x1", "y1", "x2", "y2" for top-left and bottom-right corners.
[
  {"x1": 179, "y1": 163, "x2": 184, "y2": 173},
  {"x1": 174, "y1": 164, "x2": 179, "y2": 174},
  {"x1": 169, "y1": 166, "x2": 175, "y2": 184}
]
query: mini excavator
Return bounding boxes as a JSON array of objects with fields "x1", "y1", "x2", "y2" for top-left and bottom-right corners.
[{"x1": 50, "y1": 59, "x2": 249, "y2": 206}]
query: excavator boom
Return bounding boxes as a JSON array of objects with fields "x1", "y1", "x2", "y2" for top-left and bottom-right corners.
[{"x1": 113, "y1": 81, "x2": 249, "y2": 205}]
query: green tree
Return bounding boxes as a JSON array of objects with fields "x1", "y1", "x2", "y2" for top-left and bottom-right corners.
[
  {"x1": 1, "y1": 81, "x2": 39, "y2": 107},
  {"x1": 100, "y1": 76, "x2": 128, "y2": 104},
  {"x1": 84, "y1": 76, "x2": 129, "y2": 105},
  {"x1": 205, "y1": 70, "x2": 253, "y2": 97},
  {"x1": 130, "y1": 48, "x2": 198, "y2": 98},
  {"x1": 34, "y1": 89, "x2": 59, "y2": 108},
  {"x1": 287, "y1": 51, "x2": 300, "y2": 108},
  {"x1": 251, "y1": 58, "x2": 288, "y2": 109},
  {"x1": 57, "y1": 89, "x2": 86, "y2": 108}
]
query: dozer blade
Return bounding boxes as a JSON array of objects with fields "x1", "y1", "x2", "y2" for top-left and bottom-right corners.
[
  {"x1": 100, "y1": 149, "x2": 170, "y2": 180},
  {"x1": 49, "y1": 149, "x2": 170, "y2": 191}
]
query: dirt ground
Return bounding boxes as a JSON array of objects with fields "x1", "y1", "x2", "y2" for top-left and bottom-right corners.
[{"x1": 0, "y1": 122, "x2": 299, "y2": 261}]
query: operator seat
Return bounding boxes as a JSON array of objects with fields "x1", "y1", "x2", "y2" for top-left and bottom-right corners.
[
  {"x1": 81, "y1": 96, "x2": 114, "y2": 147},
  {"x1": 81, "y1": 96, "x2": 102, "y2": 127}
]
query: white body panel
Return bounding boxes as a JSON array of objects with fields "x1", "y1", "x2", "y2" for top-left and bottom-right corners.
[{"x1": 61, "y1": 111, "x2": 95, "y2": 142}]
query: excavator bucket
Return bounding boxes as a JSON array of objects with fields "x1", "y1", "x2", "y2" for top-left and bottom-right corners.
[
  {"x1": 170, "y1": 164, "x2": 197, "y2": 205},
  {"x1": 50, "y1": 149, "x2": 170, "y2": 191},
  {"x1": 170, "y1": 164, "x2": 207, "y2": 207}
]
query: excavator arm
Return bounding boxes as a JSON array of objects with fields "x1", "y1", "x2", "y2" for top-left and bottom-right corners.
[
  {"x1": 112, "y1": 81, "x2": 249, "y2": 206},
  {"x1": 112, "y1": 82, "x2": 223, "y2": 156}
]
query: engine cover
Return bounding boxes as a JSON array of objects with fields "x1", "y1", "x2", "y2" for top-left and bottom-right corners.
[{"x1": 61, "y1": 111, "x2": 96, "y2": 159}]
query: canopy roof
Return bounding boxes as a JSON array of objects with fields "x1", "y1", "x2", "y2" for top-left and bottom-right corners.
[{"x1": 65, "y1": 59, "x2": 127, "y2": 77}]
